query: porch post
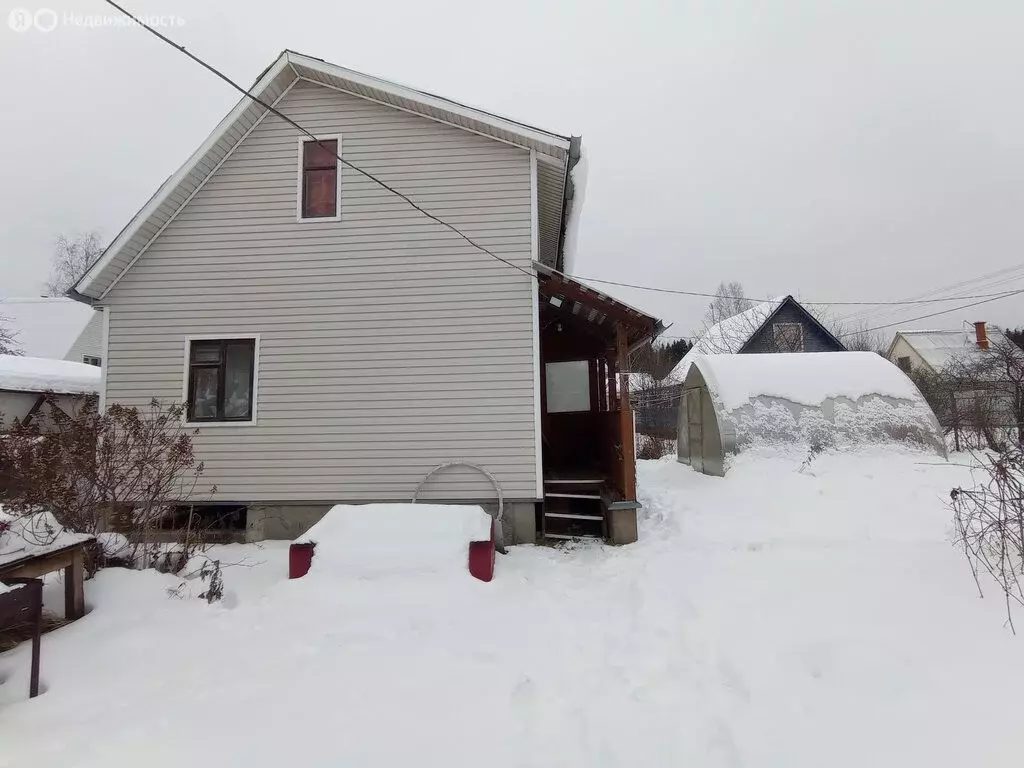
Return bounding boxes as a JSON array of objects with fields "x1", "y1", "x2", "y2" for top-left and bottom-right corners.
[
  {"x1": 607, "y1": 353, "x2": 618, "y2": 409},
  {"x1": 609, "y1": 324, "x2": 638, "y2": 544},
  {"x1": 616, "y1": 326, "x2": 630, "y2": 411}
]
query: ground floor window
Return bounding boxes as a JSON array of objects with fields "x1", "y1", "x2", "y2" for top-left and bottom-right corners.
[{"x1": 186, "y1": 337, "x2": 257, "y2": 423}]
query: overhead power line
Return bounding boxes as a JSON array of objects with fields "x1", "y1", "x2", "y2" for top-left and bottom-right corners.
[
  {"x1": 659, "y1": 287, "x2": 1024, "y2": 343},
  {"x1": 574, "y1": 274, "x2": 1024, "y2": 307},
  {"x1": 101, "y1": 0, "x2": 536, "y2": 280},
  {"x1": 838, "y1": 288, "x2": 1024, "y2": 337},
  {"x1": 103, "y1": 0, "x2": 1024, "y2": 324}
]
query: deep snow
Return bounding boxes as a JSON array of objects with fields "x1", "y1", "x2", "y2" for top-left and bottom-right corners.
[
  {"x1": 1, "y1": 449, "x2": 1022, "y2": 767},
  {"x1": 0, "y1": 354, "x2": 101, "y2": 395}
]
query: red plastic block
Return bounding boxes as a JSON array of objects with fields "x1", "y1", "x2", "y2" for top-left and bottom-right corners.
[
  {"x1": 289, "y1": 542, "x2": 315, "y2": 579},
  {"x1": 468, "y1": 540, "x2": 495, "y2": 582}
]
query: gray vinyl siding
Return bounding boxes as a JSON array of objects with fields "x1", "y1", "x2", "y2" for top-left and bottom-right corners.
[
  {"x1": 64, "y1": 310, "x2": 104, "y2": 364},
  {"x1": 103, "y1": 80, "x2": 538, "y2": 503}
]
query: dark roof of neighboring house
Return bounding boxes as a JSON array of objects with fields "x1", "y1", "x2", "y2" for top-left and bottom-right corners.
[{"x1": 690, "y1": 295, "x2": 845, "y2": 355}]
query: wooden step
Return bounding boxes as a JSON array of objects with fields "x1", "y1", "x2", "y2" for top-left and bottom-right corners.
[
  {"x1": 544, "y1": 512, "x2": 604, "y2": 521},
  {"x1": 542, "y1": 495, "x2": 606, "y2": 540}
]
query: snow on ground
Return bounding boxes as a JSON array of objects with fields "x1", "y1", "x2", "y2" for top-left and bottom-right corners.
[{"x1": 1, "y1": 449, "x2": 1022, "y2": 767}]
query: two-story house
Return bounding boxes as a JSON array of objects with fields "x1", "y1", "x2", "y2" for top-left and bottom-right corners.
[{"x1": 72, "y1": 51, "x2": 661, "y2": 547}]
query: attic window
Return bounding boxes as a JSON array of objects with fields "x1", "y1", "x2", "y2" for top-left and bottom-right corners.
[
  {"x1": 773, "y1": 322, "x2": 804, "y2": 352},
  {"x1": 299, "y1": 137, "x2": 341, "y2": 220}
]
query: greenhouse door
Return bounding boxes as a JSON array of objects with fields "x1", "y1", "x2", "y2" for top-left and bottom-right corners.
[{"x1": 686, "y1": 388, "x2": 704, "y2": 473}]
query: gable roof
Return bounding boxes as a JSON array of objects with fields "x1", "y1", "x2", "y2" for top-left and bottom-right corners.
[
  {"x1": 667, "y1": 295, "x2": 846, "y2": 384},
  {"x1": 888, "y1": 327, "x2": 1013, "y2": 373},
  {"x1": 0, "y1": 297, "x2": 95, "y2": 359},
  {"x1": 74, "y1": 50, "x2": 579, "y2": 301},
  {"x1": 689, "y1": 295, "x2": 844, "y2": 356},
  {"x1": 692, "y1": 296, "x2": 788, "y2": 355}
]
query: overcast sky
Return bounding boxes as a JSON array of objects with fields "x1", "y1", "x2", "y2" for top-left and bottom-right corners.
[{"x1": 2, "y1": 0, "x2": 1023, "y2": 343}]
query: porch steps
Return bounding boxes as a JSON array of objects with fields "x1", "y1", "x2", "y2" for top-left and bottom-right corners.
[{"x1": 541, "y1": 476, "x2": 606, "y2": 540}]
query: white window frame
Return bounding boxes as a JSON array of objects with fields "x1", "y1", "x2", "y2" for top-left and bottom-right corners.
[
  {"x1": 181, "y1": 334, "x2": 260, "y2": 427},
  {"x1": 82, "y1": 354, "x2": 102, "y2": 367},
  {"x1": 772, "y1": 322, "x2": 804, "y2": 352},
  {"x1": 295, "y1": 134, "x2": 343, "y2": 222}
]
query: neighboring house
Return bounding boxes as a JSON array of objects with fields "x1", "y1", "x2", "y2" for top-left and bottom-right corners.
[
  {"x1": 0, "y1": 354, "x2": 101, "y2": 428},
  {"x1": 689, "y1": 295, "x2": 846, "y2": 356},
  {"x1": 887, "y1": 322, "x2": 1023, "y2": 448},
  {"x1": 71, "y1": 51, "x2": 661, "y2": 546},
  {"x1": 887, "y1": 322, "x2": 1011, "y2": 375},
  {"x1": 0, "y1": 297, "x2": 103, "y2": 366}
]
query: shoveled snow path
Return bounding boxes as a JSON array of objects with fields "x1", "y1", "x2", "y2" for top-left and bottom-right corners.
[{"x1": 1, "y1": 450, "x2": 1021, "y2": 767}]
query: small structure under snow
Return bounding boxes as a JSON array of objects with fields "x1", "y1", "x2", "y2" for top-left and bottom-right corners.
[
  {"x1": 676, "y1": 352, "x2": 945, "y2": 475},
  {"x1": 0, "y1": 354, "x2": 101, "y2": 427},
  {"x1": 289, "y1": 503, "x2": 496, "y2": 581}
]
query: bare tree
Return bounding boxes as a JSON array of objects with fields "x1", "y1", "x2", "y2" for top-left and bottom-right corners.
[
  {"x1": 0, "y1": 315, "x2": 20, "y2": 355},
  {"x1": 810, "y1": 309, "x2": 884, "y2": 353},
  {"x1": 703, "y1": 281, "x2": 754, "y2": 326},
  {"x1": 45, "y1": 232, "x2": 103, "y2": 297}
]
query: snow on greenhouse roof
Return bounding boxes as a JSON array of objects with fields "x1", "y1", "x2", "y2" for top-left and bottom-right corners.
[{"x1": 687, "y1": 352, "x2": 925, "y2": 412}]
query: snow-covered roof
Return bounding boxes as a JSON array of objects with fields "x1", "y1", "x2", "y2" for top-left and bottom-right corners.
[
  {"x1": 0, "y1": 297, "x2": 95, "y2": 359},
  {"x1": 75, "y1": 51, "x2": 577, "y2": 300},
  {"x1": 0, "y1": 354, "x2": 101, "y2": 395},
  {"x1": 892, "y1": 328, "x2": 1012, "y2": 373},
  {"x1": 0, "y1": 508, "x2": 95, "y2": 570},
  {"x1": 688, "y1": 352, "x2": 927, "y2": 412},
  {"x1": 691, "y1": 297, "x2": 789, "y2": 356}
]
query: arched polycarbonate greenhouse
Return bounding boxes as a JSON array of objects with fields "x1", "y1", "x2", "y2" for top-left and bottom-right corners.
[{"x1": 676, "y1": 352, "x2": 946, "y2": 476}]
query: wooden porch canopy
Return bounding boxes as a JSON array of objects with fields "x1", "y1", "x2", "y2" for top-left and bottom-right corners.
[{"x1": 534, "y1": 263, "x2": 663, "y2": 350}]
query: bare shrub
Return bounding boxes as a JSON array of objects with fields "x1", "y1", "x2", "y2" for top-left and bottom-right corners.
[
  {"x1": 951, "y1": 448, "x2": 1024, "y2": 632},
  {"x1": 637, "y1": 434, "x2": 673, "y2": 460},
  {"x1": 911, "y1": 340, "x2": 1024, "y2": 452},
  {"x1": 0, "y1": 396, "x2": 215, "y2": 574}
]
